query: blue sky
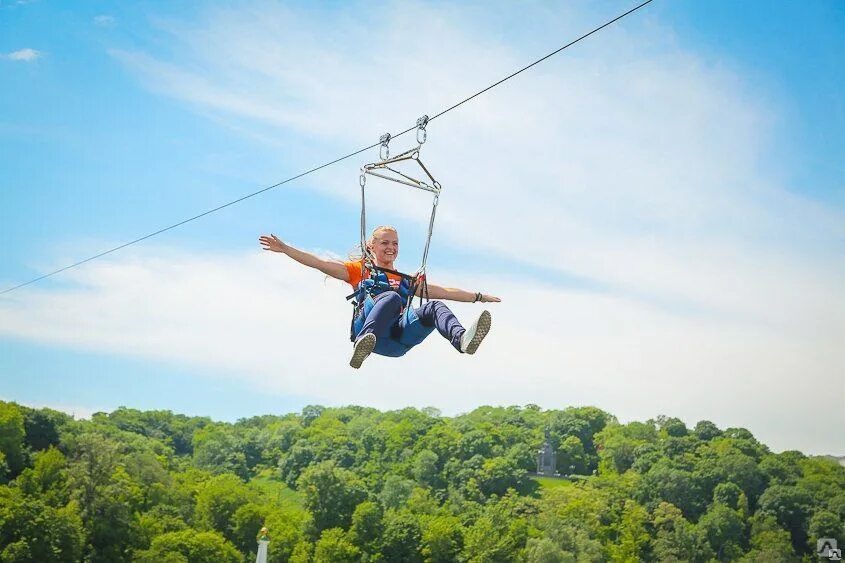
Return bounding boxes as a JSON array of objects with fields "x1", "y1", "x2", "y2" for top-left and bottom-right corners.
[{"x1": 1, "y1": 1, "x2": 843, "y2": 454}]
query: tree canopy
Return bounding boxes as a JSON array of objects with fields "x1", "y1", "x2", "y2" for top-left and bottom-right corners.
[{"x1": 0, "y1": 400, "x2": 842, "y2": 561}]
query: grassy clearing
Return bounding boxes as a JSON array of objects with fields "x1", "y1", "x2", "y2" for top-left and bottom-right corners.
[{"x1": 531, "y1": 475, "x2": 575, "y2": 490}]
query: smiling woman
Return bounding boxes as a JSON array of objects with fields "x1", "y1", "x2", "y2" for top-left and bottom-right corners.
[{"x1": 259, "y1": 226, "x2": 501, "y2": 369}]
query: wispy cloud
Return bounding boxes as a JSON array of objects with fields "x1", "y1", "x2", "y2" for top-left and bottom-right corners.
[
  {"x1": 4, "y1": 48, "x2": 41, "y2": 62},
  {"x1": 93, "y1": 15, "x2": 115, "y2": 27},
  {"x1": 0, "y1": 249, "x2": 841, "y2": 454}
]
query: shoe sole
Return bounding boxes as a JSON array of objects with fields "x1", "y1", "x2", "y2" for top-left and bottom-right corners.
[
  {"x1": 464, "y1": 310, "x2": 491, "y2": 355},
  {"x1": 350, "y1": 333, "x2": 376, "y2": 369}
]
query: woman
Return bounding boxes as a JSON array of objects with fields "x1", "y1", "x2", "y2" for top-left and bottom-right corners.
[{"x1": 259, "y1": 226, "x2": 500, "y2": 368}]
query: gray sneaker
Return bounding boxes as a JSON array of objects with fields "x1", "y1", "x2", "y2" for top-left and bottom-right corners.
[
  {"x1": 350, "y1": 333, "x2": 377, "y2": 369},
  {"x1": 460, "y1": 310, "x2": 491, "y2": 354}
]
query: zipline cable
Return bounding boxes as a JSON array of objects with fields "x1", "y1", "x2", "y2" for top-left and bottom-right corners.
[{"x1": 1, "y1": 0, "x2": 654, "y2": 296}]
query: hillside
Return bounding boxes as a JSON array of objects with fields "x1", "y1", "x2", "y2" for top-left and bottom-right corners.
[{"x1": 1, "y1": 401, "x2": 843, "y2": 562}]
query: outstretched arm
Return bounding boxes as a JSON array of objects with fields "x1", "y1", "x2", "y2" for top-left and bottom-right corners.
[
  {"x1": 259, "y1": 234, "x2": 350, "y2": 282},
  {"x1": 419, "y1": 282, "x2": 501, "y2": 303}
]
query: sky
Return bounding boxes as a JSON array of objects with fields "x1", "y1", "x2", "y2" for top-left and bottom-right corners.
[{"x1": 1, "y1": 0, "x2": 843, "y2": 455}]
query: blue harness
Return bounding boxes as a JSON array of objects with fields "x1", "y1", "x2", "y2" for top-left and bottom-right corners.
[{"x1": 348, "y1": 267, "x2": 434, "y2": 357}]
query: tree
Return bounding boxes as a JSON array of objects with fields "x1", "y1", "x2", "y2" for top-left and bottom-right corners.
[
  {"x1": 21, "y1": 406, "x2": 69, "y2": 452},
  {"x1": 313, "y1": 528, "x2": 360, "y2": 563},
  {"x1": 656, "y1": 416, "x2": 689, "y2": 438},
  {"x1": 741, "y1": 514, "x2": 796, "y2": 562},
  {"x1": 413, "y1": 449, "x2": 440, "y2": 488},
  {"x1": 382, "y1": 510, "x2": 423, "y2": 562},
  {"x1": 692, "y1": 420, "x2": 721, "y2": 441},
  {"x1": 421, "y1": 514, "x2": 464, "y2": 563},
  {"x1": 637, "y1": 459, "x2": 704, "y2": 519},
  {"x1": 608, "y1": 501, "x2": 650, "y2": 562},
  {"x1": 557, "y1": 436, "x2": 589, "y2": 475},
  {"x1": 462, "y1": 515, "x2": 520, "y2": 563},
  {"x1": 651, "y1": 502, "x2": 710, "y2": 562},
  {"x1": 229, "y1": 502, "x2": 267, "y2": 555},
  {"x1": 0, "y1": 402, "x2": 25, "y2": 478},
  {"x1": 192, "y1": 425, "x2": 248, "y2": 479},
  {"x1": 713, "y1": 482, "x2": 746, "y2": 512},
  {"x1": 133, "y1": 529, "x2": 241, "y2": 563},
  {"x1": 696, "y1": 504, "x2": 746, "y2": 560},
  {"x1": 349, "y1": 500, "x2": 384, "y2": 556},
  {"x1": 298, "y1": 460, "x2": 368, "y2": 533},
  {"x1": 807, "y1": 510, "x2": 843, "y2": 552},
  {"x1": 525, "y1": 537, "x2": 573, "y2": 563},
  {"x1": 595, "y1": 422, "x2": 657, "y2": 474},
  {"x1": 16, "y1": 446, "x2": 69, "y2": 506},
  {"x1": 757, "y1": 485, "x2": 813, "y2": 554},
  {"x1": 66, "y1": 434, "x2": 143, "y2": 563},
  {"x1": 379, "y1": 474, "x2": 416, "y2": 509},
  {"x1": 0, "y1": 489, "x2": 85, "y2": 563},
  {"x1": 194, "y1": 474, "x2": 255, "y2": 541}
]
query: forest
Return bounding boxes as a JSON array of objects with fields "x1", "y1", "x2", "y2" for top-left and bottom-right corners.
[{"x1": 1, "y1": 400, "x2": 843, "y2": 562}]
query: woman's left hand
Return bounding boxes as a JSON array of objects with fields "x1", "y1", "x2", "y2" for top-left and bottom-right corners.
[{"x1": 480, "y1": 294, "x2": 501, "y2": 303}]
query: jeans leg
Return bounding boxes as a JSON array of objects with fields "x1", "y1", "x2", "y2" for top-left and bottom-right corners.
[
  {"x1": 415, "y1": 300, "x2": 465, "y2": 351},
  {"x1": 359, "y1": 292, "x2": 403, "y2": 340}
]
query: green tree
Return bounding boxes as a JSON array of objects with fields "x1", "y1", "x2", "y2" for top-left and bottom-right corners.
[
  {"x1": 380, "y1": 474, "x2": 416, "y2": 509},
  {"x1": 194, "y1": 473, "x2": 255, "y2": 541},
  {"x1": 349, "y1": 500, "x2": 384, "y2": 556},
  {"x1": 0, "y1": 402, "x2": 25, "y2": 478},
  {"x1": 651, "y1": 502, "x2": 710, "y2": 562},
  {"x1": 413, "y1": 449, "x2": 440, "y2": 488},
  {"x1": 696, "y1": 503, "x2": 746, "y2": 560},
  {"x1": 298, "y1": 460, "x2": 368, "y2": 533},
  {"x1": 557, "y1": 436, "x2": 589, "y2": 475},
  {"x1": 741, "y1": 514, "x2": 796, "y2": 562},
  {"x1": 313, "y1": 528, "x2": 360, "y2": 562},
  {"x1": 382, "y1": 510, "x2": 423, "y2": 562},
  {"x1": 595, "y1": 422, "x2": 657, "y2": 474},
  {"x1": 0, "y1": 489, "x2": 85, "y2": 563},
  {"x1": 421, "y1": 514, "x2": 464, "y2": 563},
  {"x1": 525, "y1": 537, "x2": 573, "y2": 563},
  {"x1": 713, "y1": 482, "x2": 748, "y2": 514},
  {"x1": 758, "y1": 484, "x2": 813, "y2": 553},
  {"x1": 66, "y1": 434, "x2": 143, "y2": 563},
  {"x1": 230, "y1": 502, "x2": 267, "y2": 555},
  {"x1": 692, "y1": 420, "x2": 722, "y2": 441},
  {"x1": 192, "y1": 425, "x2": 249, "y2": 479},
  {"x1": 16, "y1": 446, "x2": 69, "y2": 506},
  {"x1": 608, "y1": 501, "x2": 650, "y2": 562},
  {"x1": 21, "y1": 406, "x2": 69, "y2": 452},
  {"x1": 133, "y1": 529, "x2": 240, "y2": 563},
  {"x1": 807, "y1": 510, "x2": 844, "y2": 552}
]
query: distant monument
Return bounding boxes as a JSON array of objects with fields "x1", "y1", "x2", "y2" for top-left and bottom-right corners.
[
  {"x1": 256, "y1": 527, "x2": 270, "y2": 563},
  {"x1": 536, "y1": 428, "x2": 557, "y2": 475}
]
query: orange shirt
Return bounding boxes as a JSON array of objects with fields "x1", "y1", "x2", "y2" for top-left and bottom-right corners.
[{"x1": 344, "y1": 260, "x2": 404, "y2": 290}]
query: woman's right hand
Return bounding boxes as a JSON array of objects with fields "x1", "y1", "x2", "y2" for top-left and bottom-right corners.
[{"x1": 259, "y1": 234, "x2": 287, "y2": 253}]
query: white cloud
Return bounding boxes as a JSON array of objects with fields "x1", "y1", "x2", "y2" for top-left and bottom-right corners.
[
  {"x1": 0, "y1": 249, "x2": 842, "y2": 455},
  {"x1": 5, "y1": 48, "x2": 41, "y2": 62}
]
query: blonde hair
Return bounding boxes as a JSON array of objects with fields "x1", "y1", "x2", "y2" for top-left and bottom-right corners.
[{"x1": 349, "y1": 225, "x2": 399, "y2": 262}]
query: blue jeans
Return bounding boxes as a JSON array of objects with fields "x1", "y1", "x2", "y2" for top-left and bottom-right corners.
[{"x1": 358, "y1": 292, "x2": 465, "y2": 351}]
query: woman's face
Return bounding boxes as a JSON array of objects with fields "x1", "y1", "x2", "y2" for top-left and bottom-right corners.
[{"x1": 369, "y1": 229, "x2": 399, "y2": 264}]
